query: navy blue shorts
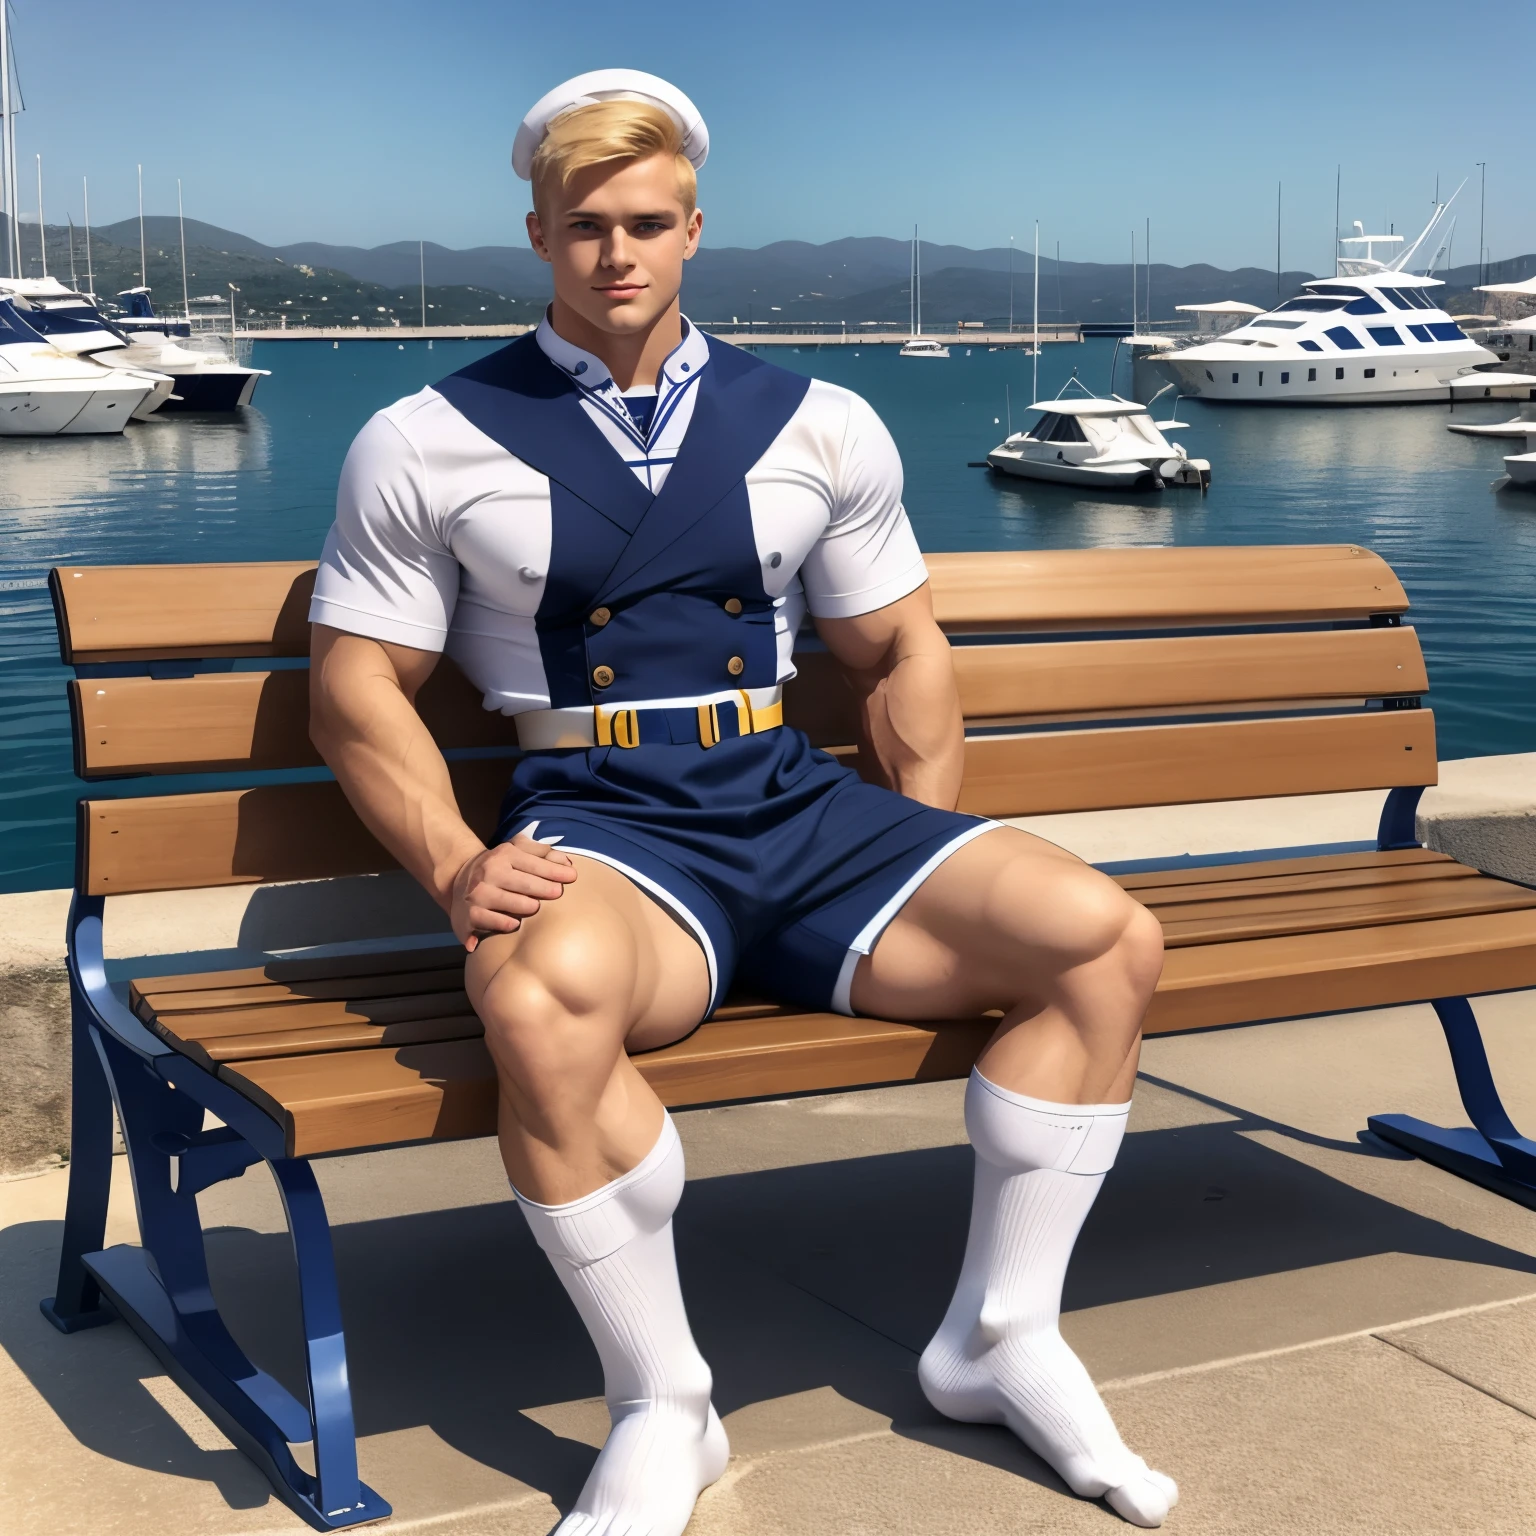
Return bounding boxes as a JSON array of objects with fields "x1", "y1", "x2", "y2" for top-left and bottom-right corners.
[{"x1": 494, "y1": 727, "x2": 997, "y2": 1015}]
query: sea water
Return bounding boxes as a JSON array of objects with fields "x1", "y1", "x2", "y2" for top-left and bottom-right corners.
[{"x1": 1, "y1": 337, "x2": 1532, "y2": 893}]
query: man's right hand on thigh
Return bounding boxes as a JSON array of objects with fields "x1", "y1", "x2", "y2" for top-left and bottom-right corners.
[{"x1": 452, "y1": 832, "x2": 579, "y2": 950}]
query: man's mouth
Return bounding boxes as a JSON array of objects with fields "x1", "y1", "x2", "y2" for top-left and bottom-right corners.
[{"x1": 596, "y1": 283, "x2": 646, "y2": 299}]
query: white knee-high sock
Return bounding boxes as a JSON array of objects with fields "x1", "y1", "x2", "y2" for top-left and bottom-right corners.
[
  {"x1": 919, "y1": 1071, "x2": 1178, "y2": 1528},
  {"x1": 516, "y1": 1115, "x2": 728, "y2": 1536}
]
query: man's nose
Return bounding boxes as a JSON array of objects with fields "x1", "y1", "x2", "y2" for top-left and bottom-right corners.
[{"x1": 602, "y1": 227, "x2": 635, "y2": 271}]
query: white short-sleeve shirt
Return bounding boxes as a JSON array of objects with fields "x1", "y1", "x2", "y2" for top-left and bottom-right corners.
[{"x1": 309, "y1": 322, "x2": 928, "y2": 714}]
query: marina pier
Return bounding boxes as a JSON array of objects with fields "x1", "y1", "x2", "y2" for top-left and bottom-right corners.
[{"x1": 239, "y1": 322, "x2": 1085, "y2": 345}]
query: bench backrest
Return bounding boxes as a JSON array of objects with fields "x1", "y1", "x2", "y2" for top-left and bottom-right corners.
[{"x1": 52, "y1": 544, "x2": 1434, "y2": 898}]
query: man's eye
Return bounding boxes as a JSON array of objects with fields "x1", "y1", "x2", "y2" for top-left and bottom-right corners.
[
  {"x1": 635, "y1": 221, "x2": 667, "y2": 233},
  {"x1": 569, "y1": 220, "x2": 599, "y2": 231}
]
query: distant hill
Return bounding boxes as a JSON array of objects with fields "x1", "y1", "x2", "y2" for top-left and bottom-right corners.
[{"x1": 7, "y1": 214, "x2": 1534, "y2": 328}]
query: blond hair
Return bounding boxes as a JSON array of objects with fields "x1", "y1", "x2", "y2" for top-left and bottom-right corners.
[{"x1": 530, "y1": 99, "x2": 697, "y2": 218}]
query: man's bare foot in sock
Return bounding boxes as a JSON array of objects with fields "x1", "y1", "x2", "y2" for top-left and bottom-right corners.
[
  {"x1": 556, "y1": 1401, "x2": 729, "y2": 1536},
  {"x1": 920, "y1": 1319, "x2": 1177, "y2": 1527}
]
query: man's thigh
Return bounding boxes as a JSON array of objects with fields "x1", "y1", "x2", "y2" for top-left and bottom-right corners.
[
  {"x1": 466, "y1": 854, "x2": 712, "y2": 1052},
  {"x1": 849, "y1": 826, "x2": 1132, "y2": 1020}
]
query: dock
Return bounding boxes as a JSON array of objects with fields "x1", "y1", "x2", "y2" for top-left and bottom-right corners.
[{"x1": 237, "y1": 323, "x2": 1085, "y2": 345}]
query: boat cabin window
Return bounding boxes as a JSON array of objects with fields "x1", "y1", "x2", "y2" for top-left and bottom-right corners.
[
  {"x1": 1299, "y1": 339, "x2": 1323, "y2": 352},
  {"x1": 1275, "y1": 297, "x2": 1348, "y2": 313},
  {"x1": 1405, "y1": 288, "x2": 1437, "y2": 310},
  {"x1": 1408, "y1": 323, "x2": 1433, "y2": 343},
  {"x1": 1029, "y1": 412, "x2": 1088, "y2": 444},
  {"x1": 1249, "y1": 319, "x2": 1305, "y2": 329},
  {"x1": 1428, "y1": 322, "x2": 1466, "y2": 342},
  {"x1": 1307, "y1": 284, "x2": 1367, "y2": 297},
  {"x1": 1367, "y1": 326, "x2": 1404, "y2": 346},
  {"x1": 1379, "y1": 288, "x2": 1417, "y2": 310},
  {"x1": 1344, "y1": 296, "x2": 1386, "y2": 315},
  {"x1": 1324, "y1": 326, "x2": 1364, "y2": 350}
]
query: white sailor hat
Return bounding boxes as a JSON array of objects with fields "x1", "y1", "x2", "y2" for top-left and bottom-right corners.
[{"x1": 512, "y1": 69, "x2": 709, "y2": 181}]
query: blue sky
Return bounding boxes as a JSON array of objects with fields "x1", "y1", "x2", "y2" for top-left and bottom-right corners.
[{"x1": 6, "y1": 0, "x2": 1532, "y2": 273}]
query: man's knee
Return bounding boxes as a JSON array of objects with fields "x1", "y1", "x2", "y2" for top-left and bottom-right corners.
[{"x1": 469, "y1": 910, "x2": 639, "y2": 1068}]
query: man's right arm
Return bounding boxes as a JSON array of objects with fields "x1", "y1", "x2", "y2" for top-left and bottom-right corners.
[{"x1": 309, "y1": 624, "x2": 576, "y2": 949}]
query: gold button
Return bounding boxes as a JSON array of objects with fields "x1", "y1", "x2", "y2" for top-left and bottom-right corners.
[
  {"x1": 723, "y1": 598, "x2": 743, "y2": 615},
  {"x1": 592, "y1": 665, "x2": 615, "y2": 688},
  {"x1": 727, "y1": 656, "x2": 745, "y2": 676},
  {"x1": 590, "y1": 607, "x2": 611, "y2": 627}
]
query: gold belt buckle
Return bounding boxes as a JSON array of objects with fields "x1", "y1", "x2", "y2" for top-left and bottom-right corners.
[{"x1": 594, "y1": 705, "x2": 641, "y2": 748}]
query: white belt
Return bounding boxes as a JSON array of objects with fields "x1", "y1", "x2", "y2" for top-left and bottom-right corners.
[{"x1": 515, "y1": 685, "x2": 786, "y2": 750}]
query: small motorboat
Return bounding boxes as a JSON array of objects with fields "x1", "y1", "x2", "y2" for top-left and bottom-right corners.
[
  {"x1": 0, "y1": 297, "x2": 155, "y2": 435},
  {"x1": 986, "y1": 385, "x2": 1210, "y2": 490},
  {"x1": 109, "y1": 288, "x2": 270, "y2": 411},
  {"x1": 1505, "y1": 451, "x2": 1536, "y2": 488},
  {"x1": 899, "y1": 337, "x2": 951, "y2": 359}
]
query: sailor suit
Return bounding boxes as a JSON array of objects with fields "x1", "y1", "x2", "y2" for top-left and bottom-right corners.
[{"x1": 311, "y1": 317, "x2": 995, "y2": 1017}]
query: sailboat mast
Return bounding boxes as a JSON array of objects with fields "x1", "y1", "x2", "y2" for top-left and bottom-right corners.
[
  {"x1": 82, "y1": 175, "x2": 93, "y2": 296},
  {"x1": 915, "y1": 225, "x2": 922, "y2": 336},
  {"x1": 0, "y1": 0, "x2": 14, "y2": 280},
  {"x1": 1145, "y1": 216, "x2": 1150, "y2": 328},
  {"x1": 34, "y1": 152, "x2": 43, "y2": 276},
  {"x1": 419, "y1": 239, "x2": 425, "y2": 327},
  {"x1": 67, "y1": 213, "x2": 76, "y2": 287},
  {"x1": 177, "y1": 179, "x2": 190, "y2": 319},
  {"x1": 137, "y1": 162, "x2": 146, "y2": 287},
  {"x1": 908, "y1": 226, "x2": 915, "y2": 338},
  {"x1": 1032, "y1": 220, "x2": 1039, "y2": 405},
  {"x1": 1008, "y1": 234, "x2": 1013, "y2": 335},
  {"x1": 1130, "y1": 230, "x2": 1136, "y2": 332}
]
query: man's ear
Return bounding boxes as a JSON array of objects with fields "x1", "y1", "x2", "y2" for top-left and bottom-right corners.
[
  {"x1": 526, "y1": 210, "x2": 552, "y2": 264},
  {"x1": 683, "y1": 207, "x2": 703, "y2": 261}
]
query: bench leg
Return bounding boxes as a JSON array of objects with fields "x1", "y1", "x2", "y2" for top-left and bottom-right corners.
[
  {"x1": 40, "y1": 989, "x2": 118, "y2": 1332},
  {"x1": 77, "y1": 1028, "x2": 390, "y2": 1530},
  {"x1": 1369, "y1": 996, "x2": 1536, "y2": 1209}
]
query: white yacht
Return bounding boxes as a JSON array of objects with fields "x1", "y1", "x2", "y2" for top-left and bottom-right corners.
[
  {"x1": 0, "y1": 297, "x2": 156, "y2": 434},
  {"x1": 987, "y1": 388, "x2": 1210, "y2": 490},
  {"x1": 900, "y1": 226, "x2": 949, "y2": 358},
  {"x1": 109, "y1": 289, "x2": 269, "y2": 411},
  {"x1": 0, "y1": 278, "x2": 175, "y2": 418},
  {"x1": 1447, "y1": 403, "x2": 1536, "y2": 438},
  {"x1": 1148, "y1": 206, "x2": 1536, "y2": 405}
]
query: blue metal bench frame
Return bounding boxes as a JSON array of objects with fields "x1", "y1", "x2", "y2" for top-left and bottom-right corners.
[{"x1": 38, "y1": 737, "x2": 1536, "y2": 1525}]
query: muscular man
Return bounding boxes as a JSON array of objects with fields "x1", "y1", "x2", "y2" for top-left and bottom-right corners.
[{"x1": 309, "y1": 70, "x2": 1175, "y2": 1533}]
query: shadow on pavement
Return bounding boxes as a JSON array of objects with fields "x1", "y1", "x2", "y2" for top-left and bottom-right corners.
[{"x1": 5, "y1": 1117, "x2": 1536, "y2": 1519}]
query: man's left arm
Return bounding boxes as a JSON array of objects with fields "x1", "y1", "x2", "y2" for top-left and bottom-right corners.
[{"x1": 815, "y1": 583, "x2": 964, "y2": 811}]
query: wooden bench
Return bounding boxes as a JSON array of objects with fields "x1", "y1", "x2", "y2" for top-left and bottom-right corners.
[{"x1": 41, "y1": 543, "x2": 1536, "y2": 1529}]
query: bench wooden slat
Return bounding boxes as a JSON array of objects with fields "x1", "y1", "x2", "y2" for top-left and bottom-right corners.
[
  {"x1": 1111, "y1": 847, "x2": 1452, "y2": 891},
  {"x1": 127, "y1": 943, "x2": 468, "y2": 997},
  {"x1": 1152, "y1": 875, "x2": 1536, "y2": 948},
  {"x1": 148, "y1": 991, "x2": 473, "y2": 1042},
  {"x1": 83, "y1": 761, "x2": 508, "y2": 895},
  {"x1": 76, "y1": 625, "x2": 1428, "y2": 778},
  {"x1": 52, "y1": 562, "x2": 317, "y2": 664},
  {"x1": 71, "y1": 660, "x2": 508, "y2": 777},
  {"x1": 1125, "y1": 855, "x2": 1477, "y2": 907},
  {"x1": 956, "y1": 709, "x2": 1436, "y2": 818},
  {"x1": 218, "y1": 1013, "x2": 997, "y2": 1157},
  {"x1": 136, "y1": 967, "x2": 466, "y2": 1016},
  {"x1": 177, "y1": 1013, "x2": 483, "y2": 1071},
  {"x1": 51, "y1": 546, "x2": 1407, "y2": 667},
  {"x1": 926, "y1": 545, "x2": 1408, "y2": 632},
  {"x1": 1147, "y1": 907, "x2": 1536, "y2": 1033}
]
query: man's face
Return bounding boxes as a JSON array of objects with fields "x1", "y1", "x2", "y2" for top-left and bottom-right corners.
[{"x1": 527, "y1": 153, "x2": 703, "y2": 337}]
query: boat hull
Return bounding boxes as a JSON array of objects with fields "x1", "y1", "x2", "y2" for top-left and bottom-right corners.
[
  {"x1": 157, "y1": 368, "x2": 263, "y2": 412},
  {"x1": 987, "y1": 450, "x2": 1157, "y2": 489},
  {"x1": 1148, "y1": 353, "x2": 1536, "y2": 406},
  {"x1": 1506, "y1": 452, "x2": 1536, "y2": 487},
  {"x1": 0, "y1": 382, "x2": 150, "y2": 435}
]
